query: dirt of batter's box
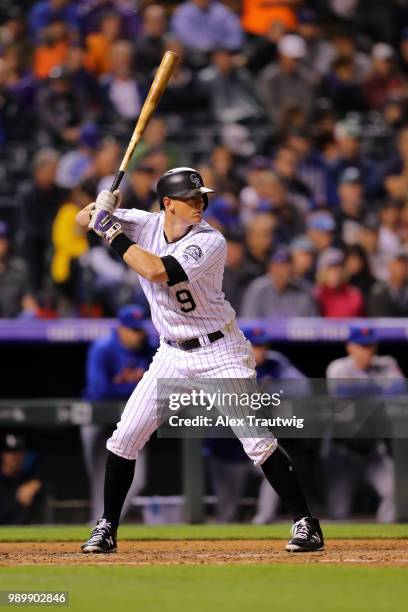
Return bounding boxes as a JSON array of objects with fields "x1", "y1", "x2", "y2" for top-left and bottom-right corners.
[{"x1": 1, "y1": 540, "x2": 408, "y2": 567}]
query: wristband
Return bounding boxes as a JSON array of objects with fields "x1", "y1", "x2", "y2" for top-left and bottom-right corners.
[{"x1": 110, "y1": 233, "x2": 135, "y2": 258}]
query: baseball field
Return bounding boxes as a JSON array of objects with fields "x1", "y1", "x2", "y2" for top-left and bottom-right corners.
[{"x1": 1, "y1": 524, "x2": 407, "y2": 611}]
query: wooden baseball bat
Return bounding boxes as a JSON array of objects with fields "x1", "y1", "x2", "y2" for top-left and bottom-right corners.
[{"x1": 110, "y1": 51, "x2": 179, "y2": 193}]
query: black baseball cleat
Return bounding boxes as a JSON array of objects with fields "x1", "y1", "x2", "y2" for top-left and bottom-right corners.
[
  {"x1": 286, "y1": 516, "x2": 324, "y2": 552},
  {"x1": 81, "y1": 519, "x2": 117, "y2": 554}
]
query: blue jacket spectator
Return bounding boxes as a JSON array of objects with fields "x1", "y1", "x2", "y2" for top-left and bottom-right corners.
[
  {"x1": 325, "y1": 120, "x2": 379, "y2": 207},
  {"x1": 28, "y1": 0, "x2": 80, "y2": 41},
  {"x1": 84, "y1": 305, "x2": 155, "y2": 400},
  {"x1": 171, "y1": 0, "x2": 244, "y2": 53}
]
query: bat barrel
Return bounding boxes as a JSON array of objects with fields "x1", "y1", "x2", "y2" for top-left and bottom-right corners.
[{"x1": 109, "y1": 51, "x2": 179, "y2": 194}]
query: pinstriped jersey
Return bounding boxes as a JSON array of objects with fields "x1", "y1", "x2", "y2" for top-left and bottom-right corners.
[{"x1": 114, "y1": 208, "x2": 235, "y2": 340}]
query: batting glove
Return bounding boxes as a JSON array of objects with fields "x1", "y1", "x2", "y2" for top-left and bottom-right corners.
[
  {"x1": 94, "y1": 189, "x2": 121, "y2": 214},
  {"x1": 88, "y1": 209, "x2": 123, "y2": 244}
]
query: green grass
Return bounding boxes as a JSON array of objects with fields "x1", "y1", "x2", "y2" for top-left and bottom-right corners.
[
  {"x1": 0, "y1": 523, "x2": 407, "y2": 542},
  {"x1": 1, "y1": 565, "x2": 408, "y2": 612}
]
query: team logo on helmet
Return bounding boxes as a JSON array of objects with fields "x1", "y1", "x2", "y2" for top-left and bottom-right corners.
[{"x1": 190, "y1": 174, "x2": 202, "y2": 188}]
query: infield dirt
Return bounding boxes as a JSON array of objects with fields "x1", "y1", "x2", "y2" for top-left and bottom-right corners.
[{"x1": 1, "y1": 539, "x2": 407, "y2": 567}]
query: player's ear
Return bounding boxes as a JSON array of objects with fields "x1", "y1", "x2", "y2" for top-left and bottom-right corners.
[{"x1": 163, "y1": 196, "x2": 174, "y2": 212}]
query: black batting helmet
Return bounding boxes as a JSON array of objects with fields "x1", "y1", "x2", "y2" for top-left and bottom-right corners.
[{"x1": 156, "y1": 167, "x2": 214, "y2": 210}]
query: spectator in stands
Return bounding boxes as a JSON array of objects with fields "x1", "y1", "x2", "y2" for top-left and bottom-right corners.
[
  {"x1": 358, "y1": 214, "x2": 388, "y2": 281},
  {"x1": 84, "y1": 10, "x2": 123, "y2": 77},
  {"x1": 241, "y1": 0, "x2": 297, "y2": 37},
  {"x1": 135, "y1": 4, "x2": 167, "y2": 77},
  {"x1": 0, "y1": 44, "x2": 37, "y2": 142},
  {"x1": 120, "y1": 164, "x2": 157, "y2": 212},
  {"x1": 315, "y1": 247, "x2": 364, "y2": 317},
  {"x1": 290, "y1": 234, "x2": 316, "y2": 288},
  {"x1": 100, "y1": 41, "x2": 143, "y2": 132},
  {"x1": 80, "y1": 0, "x2": 139, "y2": 40},
  {"x1": 88, "y1": 137, "x2": 120, "y2": 189},
  {"x1": 158, "y1": 37, "x2": 209, "y2": 119},
  {"x1": 344, "y1": 244, "x2": 375, "y2": 296},
  {"x1": 0, "y1": 6, "x2": 30, "y2": 52},
  {"x1": 222, "y1": 228, "x2": 247, "y2": 313},
  {"x1": 241, "y1": 212, "x2": 276, "y2": 287},
  {"x1": 20, "y1": 148, "x2": 67, "y2": 296},
  {"x1": 36, "y1": 66, "x2": 86, "y2": 147},
  {"x1": 285, "y1": 128, "x2": 328, "y2": 207},
  {"x1": 0, "y1": 434, "x2": 44, "y2": 525},
  {"x1": 171, "y1": 0, "x2": 244, "y2": 55},
  {"x1": 205, "y1": 192, "x2": 240, "y2": 232},
  {"x1": 256, "y1": 172, "x2": 305, "y2": 242},
  {"x1": 51, "y1": 178, "x2": 96, "y2": 314},
  {"x1": 326, "y1": 119, "x2": 378, "y2": 207},
  {"x1": 257, "y1": 34, "x2": 315, "y2": 131},
  {"x1": 63, "y1": 45, "x2": 101, "y2": 111},
  {"x1": 28, "y1": 0, "x2": 79, "y2": 42},
  {"x1": 364, "y1": 43, "x2": 408, "y2": 112},
  {"x1": 55, "y1": 122, "x2": 101, "y2": 189},
  {"x1": 199, "y1": 48, "x2": 264, "y2": 124},
  {"x1": 367, "y1": 248, "x2": 408, "y2": 317},
  {"x1": 318, "y1": 30, "x2": 371, "y2": 81},
  {"x1": 307, "y1": 211, "x2": 336, "y2": 254},
  {"x1": 378, "y1": 201, "x2": 401, "y2": 257},
  {"x1": 335, "y1": 167, "x2": 366, "y2": 246},
  {"x1": 383, "y1": 126, "x2": 408, "y2": 202},
  {"x1": 135, "y1": 147, "x2": 168, "y2": 185},
  {"x1": 81, "y1": 304, "x2": 155, "y2": 522},
  {"x1": 129, "y1": 118, "x2": 181, "y2": 173},
  {"x1": 297, "y1": 7, "x2": 331, "y2": 77},
  {"x1": 319, "y1": 56, "x2": 367, "y2": 116},
  {"x1": 399, "y1": 200, "x2": 408, "y2": 246},
  {"x1": 245, "y1": 20, "x2": 281, "y2": 77},
  {"x1": 239, "y1": 157, "x2": 272, "y2": 225},
  {"x1": 204, "y1": 146, "x2": 242, "y2": 194},
  {"x1": 273, "y1": 145, "x2": 313, "y2": 212},
  {"x1": 241, "y1": 247, "x2": 318, "y2": 318},
  {"x1": 33, "y1": 18, "x2": 70, "y2": 80},
  {"x1": 0, "y1": 221, "x2": 37, "y2": 318},
  {"x1": 325, "y1": 325, "x2": 405, "y2": 522}
]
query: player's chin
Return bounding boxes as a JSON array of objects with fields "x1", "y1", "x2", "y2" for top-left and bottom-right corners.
[{"x1": 191, "y1": 213, "x2": 203, "y2": 223}]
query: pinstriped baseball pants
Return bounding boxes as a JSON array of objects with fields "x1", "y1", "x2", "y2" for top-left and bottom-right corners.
[{"x1": 107, "y1": 322, "x2": 277, "y2": 464}]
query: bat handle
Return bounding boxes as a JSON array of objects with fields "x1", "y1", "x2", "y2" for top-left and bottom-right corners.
[{"x1": 110, "y1": 170, "x2": 125, "y2": 193}]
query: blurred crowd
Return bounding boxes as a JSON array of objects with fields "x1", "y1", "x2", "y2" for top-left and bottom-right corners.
[{"x1": 2, "y1": 0, "x2": 408, "y2": 318}]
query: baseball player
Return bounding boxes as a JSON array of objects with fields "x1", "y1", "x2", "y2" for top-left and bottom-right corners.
[
  {"x1": 81, "y1": 304, "x2": 155, "y2": 523},
  {"x1": 325, "y1": 325, "x2": 405, "y2": 522},
  {"x1": 76, "y1": 167, "x2": 324, "y2": 553}
]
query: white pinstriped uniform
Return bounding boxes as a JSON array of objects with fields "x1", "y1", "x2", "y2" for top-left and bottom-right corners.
[{"x1": 106, "y1": 209, "x2": 277, "y2": 464}]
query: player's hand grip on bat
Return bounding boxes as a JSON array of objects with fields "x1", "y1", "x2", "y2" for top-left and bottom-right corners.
[
  {"x1": 88, "y1": 209, "x2": 123, "y2": 244},
  {"x1": 94, "y1": 189, "x2": 121, "y2": 214},
  {"x1": 75, "y1": 190, "x2": 121, "y2": 228}
]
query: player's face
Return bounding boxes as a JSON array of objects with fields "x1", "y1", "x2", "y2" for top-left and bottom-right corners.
[
  {"x1": 169, "y1": 195, "x2": 205, "y2": 224},
  {"x1": 252, "y1": 344, "x2": 268, "y2": 366},
  {"x1": 118, "y1": 326, "x2": 146, "y2": 349},
  {"x1": 347, "y1": 342, "x2": 376, "y2": 369}
]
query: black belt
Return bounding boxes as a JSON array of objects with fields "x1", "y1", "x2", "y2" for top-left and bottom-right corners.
[{"x1": 165, "y1": 330, "x2": 224, "y2": 351}]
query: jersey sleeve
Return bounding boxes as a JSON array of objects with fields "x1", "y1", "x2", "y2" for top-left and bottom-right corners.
[
  {"x1": 113, "y1": 208, "x2": 153, "y2": 243},
  {"x1": 169, "y1": 232, "x2": 226, "y2": 283}
]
